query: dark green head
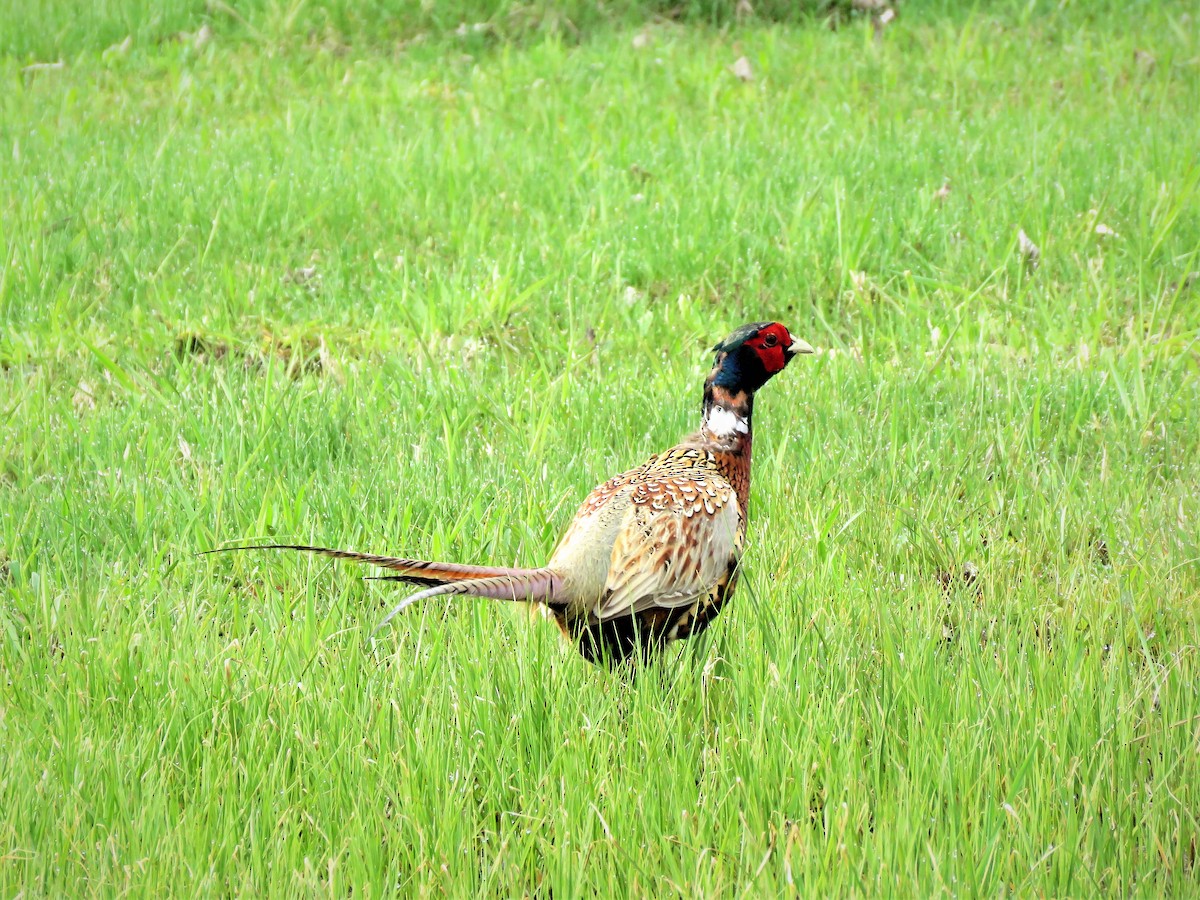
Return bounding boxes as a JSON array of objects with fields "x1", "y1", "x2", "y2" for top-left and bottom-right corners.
[{"x1": 708, "y1": 322, "x2": 814, "y2": 394}]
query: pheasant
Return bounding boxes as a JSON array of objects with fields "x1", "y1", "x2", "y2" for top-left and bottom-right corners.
[{"x1": 209, "y1": 322, "x2": 813, "y2": 664}]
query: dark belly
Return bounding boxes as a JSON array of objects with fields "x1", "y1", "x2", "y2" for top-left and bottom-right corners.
[{"x1": 559, "y1": 563, "x2": 741, "y2": 666}]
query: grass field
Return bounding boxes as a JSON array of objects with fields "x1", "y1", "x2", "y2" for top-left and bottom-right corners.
[{"x1": 2, "y1": 0, "x2": 1199, "y2": 894}]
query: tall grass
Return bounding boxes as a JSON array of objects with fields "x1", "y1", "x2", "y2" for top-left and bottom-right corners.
[{"x1": 1, "y1": 0, "x2": 1198, "y2": 894}]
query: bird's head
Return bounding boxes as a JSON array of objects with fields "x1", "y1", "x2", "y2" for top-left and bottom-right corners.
[{"x1": 708, "y1": 321, "x2": 814, "y2": 394}]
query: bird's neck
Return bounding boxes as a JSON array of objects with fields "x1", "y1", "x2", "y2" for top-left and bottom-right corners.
[
  {"x1": 695, "y1": 383, "x2": 754, "y2": 520},
  {"x1": 700, "y1": 383, "x2": 754, "y2": 447}
]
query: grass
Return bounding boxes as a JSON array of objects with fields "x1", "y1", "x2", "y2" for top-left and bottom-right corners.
[{"x1": 2, "y1": 0, "x2": 1199, "y2": 894}]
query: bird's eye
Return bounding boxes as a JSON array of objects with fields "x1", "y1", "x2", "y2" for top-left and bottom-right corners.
[{"x1": 762, "y1": 333, "x2": 778, "y2": 348}]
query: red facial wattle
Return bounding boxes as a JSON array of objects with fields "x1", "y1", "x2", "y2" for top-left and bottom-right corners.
[{"x1": 747, "y1": 323, "x2": 793, "y2": 374}]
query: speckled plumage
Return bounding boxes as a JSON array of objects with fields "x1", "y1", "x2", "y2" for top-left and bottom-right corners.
[
  {"x1": 207, "y1": 322, "x2": 814, "y2": 665},
  {"x1": 544, "y1": 444, "x2": 744, "y2": 662}
]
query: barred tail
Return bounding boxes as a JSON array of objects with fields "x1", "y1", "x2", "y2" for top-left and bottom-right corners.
[
  {"x1": 201, "y1": 543, "x2": 531, "y2": 587},
  {"x1": 373, "y1": 569, "x2": 563, "y2": 638}
]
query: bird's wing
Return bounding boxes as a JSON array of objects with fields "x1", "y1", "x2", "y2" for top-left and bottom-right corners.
[{"x1": 593, "y1": 474, "x2": 739, "y2": 621}]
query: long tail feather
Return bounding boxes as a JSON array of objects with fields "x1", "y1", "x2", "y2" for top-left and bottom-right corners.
[
  {"x1": 202, "y1": 543, "x2": 534, "y2": 587},
  {"x1": 373, "y1": 569, "x2": 563, "y2": 638}
]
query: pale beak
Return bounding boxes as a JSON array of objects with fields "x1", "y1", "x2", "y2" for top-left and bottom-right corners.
[{"x1": 788, "y1": 337, "x2": 816, "y2": 356}]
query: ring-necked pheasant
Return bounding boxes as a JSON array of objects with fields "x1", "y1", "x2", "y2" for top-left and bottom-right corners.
[{"x1": 208, "y1": 322, "x2": 813, "y2": 664}]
